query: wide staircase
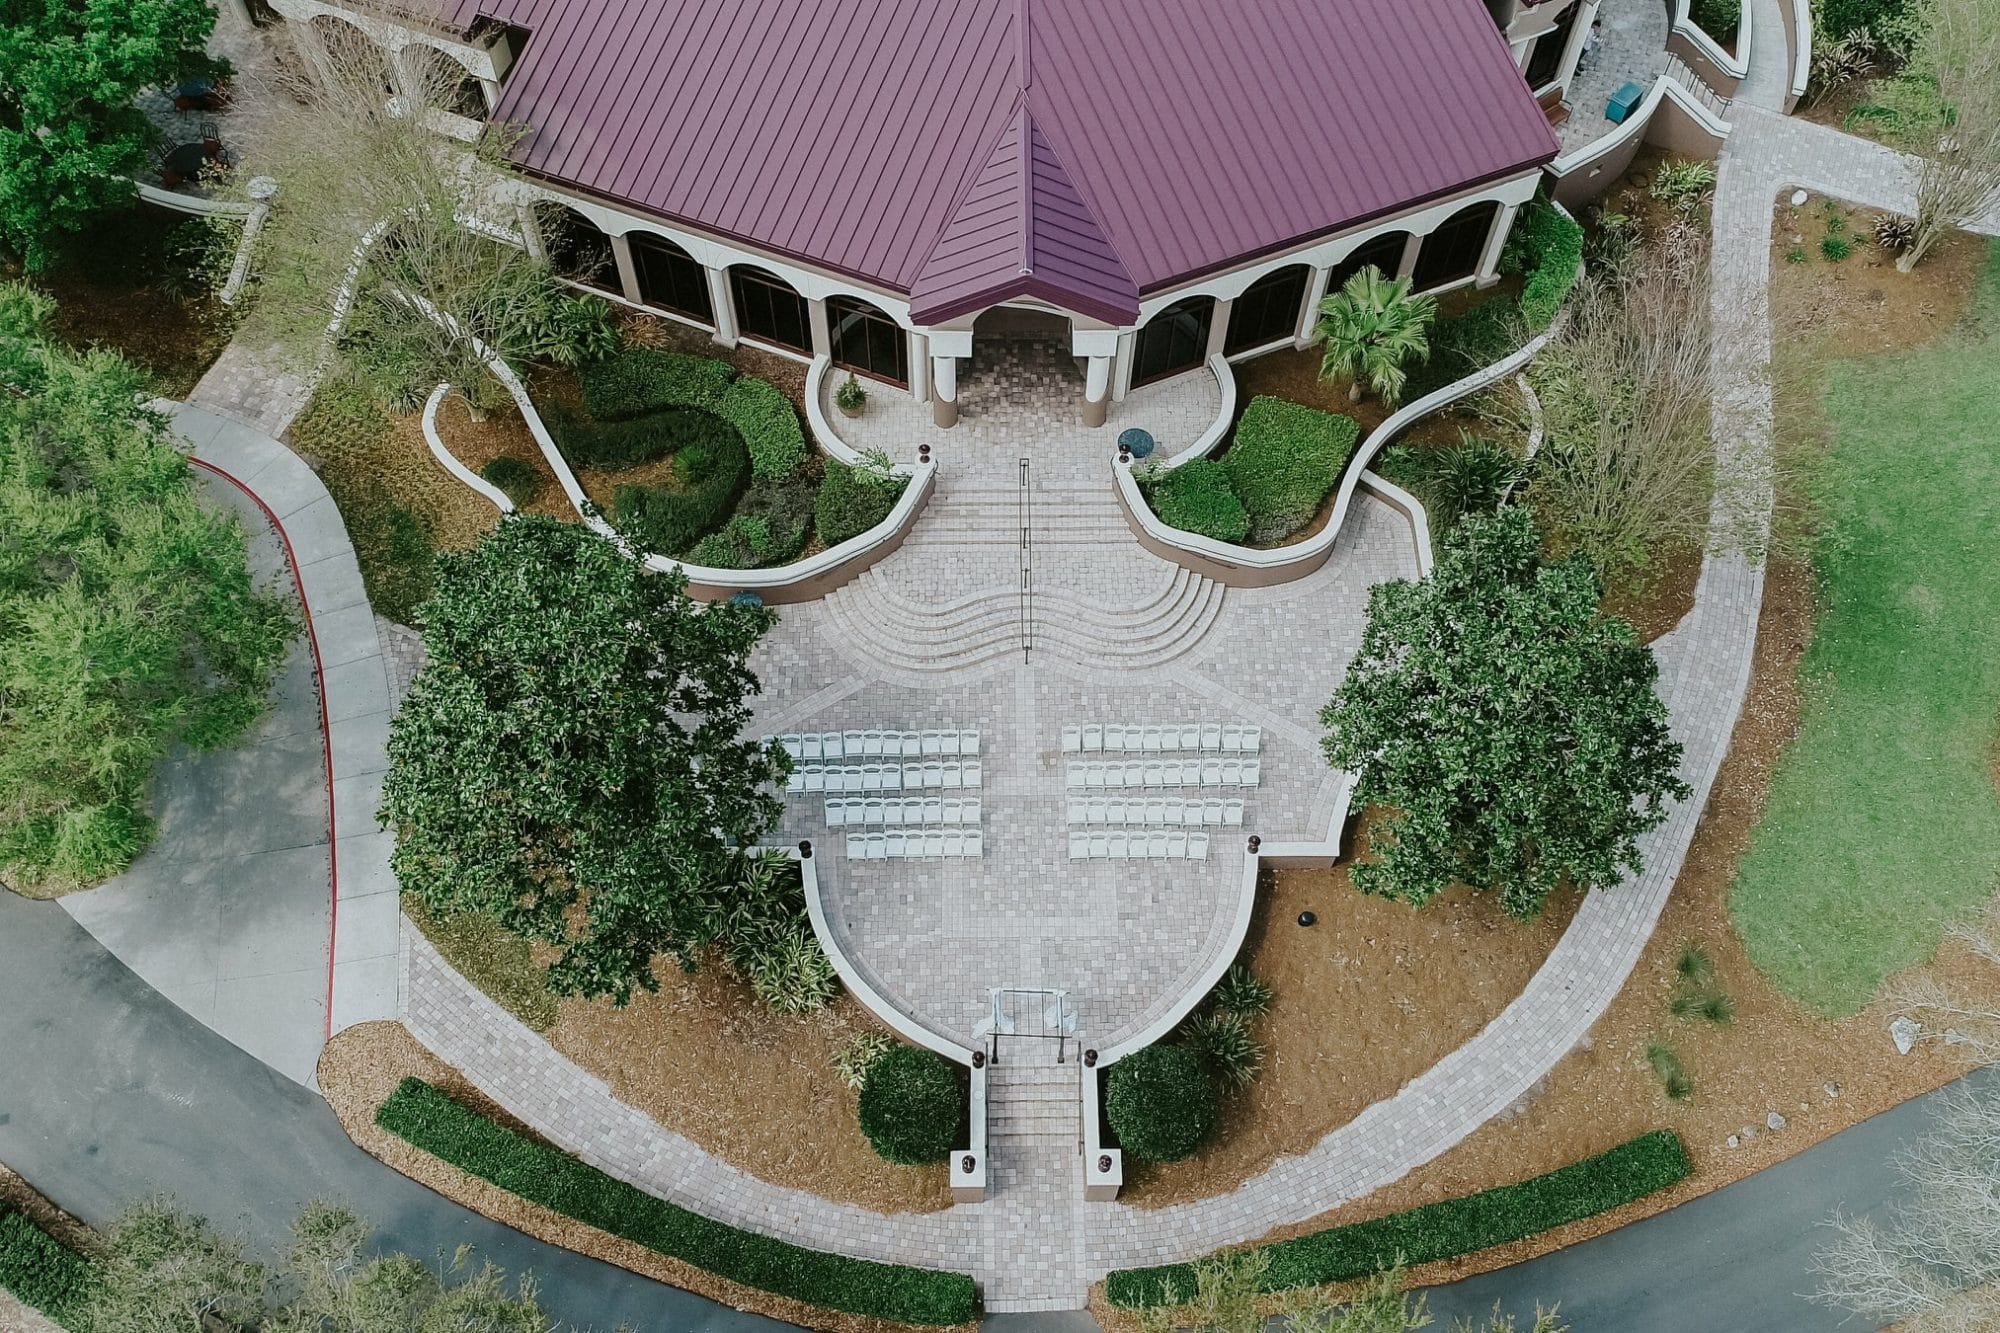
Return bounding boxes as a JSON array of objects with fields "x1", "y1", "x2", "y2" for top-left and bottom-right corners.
[{"x1": 982, "y1": 1047, "x2": 1087, "y2": 1312}]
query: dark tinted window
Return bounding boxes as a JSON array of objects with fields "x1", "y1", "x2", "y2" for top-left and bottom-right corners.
[
  {"x1": 1224, "y1": 266, "x2": 1310, "y2": 356},
  {"x1": 1132, "y1": 297, "x2": 1214, "y2": 386}
]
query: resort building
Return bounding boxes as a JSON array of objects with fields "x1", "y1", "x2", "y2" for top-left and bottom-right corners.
[{"x1": 267, "y1": 0, "x2": 1587, "y2": 425}]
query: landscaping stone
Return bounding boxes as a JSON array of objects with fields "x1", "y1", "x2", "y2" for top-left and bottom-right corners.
[
  {"x1": 1766, "y1": 1111, "x2": 1787, "y2": 1132},
  {"x1": 1891, "y1": 1016, "x2": 1921, "y2": 1055}
]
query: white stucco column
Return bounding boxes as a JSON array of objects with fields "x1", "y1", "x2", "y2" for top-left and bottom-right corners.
[
  {"x1": 1205, "y1": 297, "x2": 1234, "y2": 361},
  {"x1": 609, "y1": 232, "x2": 643, "y2": 306},
  {"x1": 1475, "y1": 201, "x2": 1522, "y2": 288},
  {"x1": 1074, "y1": 328, "x2": 1120, "y2": 426},
  {"x1": 929, "y1": 330, "x2": 970, "y2": 429},
  {"x1": 1111, "y1": 330, "x2": 1136, "y2": 402},
  {"x1": 1296, "y1": 264, "x2": 1331, "y2": 347},
  {"x1": 807, "y1": 298, "x2": 833, "y2": 360},
  {"x1": 1556, "y1": 0, "x2": 1602, "y2": 96},
  {"x1": 1396, "y1": 232, "x2": 1424, "y2": 280},
  {"x1": 479, "y1": 77, "x2": 502, "y2": 114},
  {"x1": 705, "y1": 267, "x2": 738, "y2": 347},
  {"x1": 910, "y1": 331, "x2": 931, "y2": 403},
  {"x1": 517, "y1": 204, "x2": 546, "y2": 262}
]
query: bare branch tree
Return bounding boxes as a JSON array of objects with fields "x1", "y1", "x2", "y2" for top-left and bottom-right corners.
[{"x1": 1897, "y1": 0, "x2": 2000, "y2": 271}]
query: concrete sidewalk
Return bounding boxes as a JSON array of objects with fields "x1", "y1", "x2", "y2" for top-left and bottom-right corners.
[{"x1": 60, "y1": 403, "x2": 400, "y2": 1087}]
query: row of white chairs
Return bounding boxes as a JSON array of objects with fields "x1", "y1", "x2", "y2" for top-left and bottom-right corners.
[
  {"x1": 1069, "y1": 830, "x2": 1211, "y2": 860},
  {"x1": 845, "y1": 830, "x2": 984, "y2": 860},
  {"x1": 1064, "y1": 758, "x2": 1260, "y2": 789},
  {"x1": 785, "y1": 760, "x2": 982, "y2": 794},
  {"x1": 765, "y1": 729, "x2": 981, "y2": 760},
  {"x1": 827, "y1": 796, "x2": 981, "y2": 827},
  {"x1": 1068, "y1": 797, "x2": 1243, "y2": 828},
  {"x1": 1061, "y1": 723, "x2": 1261, "y2": 754}
]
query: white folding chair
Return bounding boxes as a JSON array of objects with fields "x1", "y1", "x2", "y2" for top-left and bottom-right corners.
[
  {"x1": 1220, "y1": 758, "x2": 1243, "y2": 787},
  {"x1": 901, "y1": 732, "x2": 923, "y2": 758},
  {"x1": 1200, "y1": 759, "x2": 1223, "y2": 787},
  {"x1": 941, "y1": 797, "x2": 963, "y2": 826},
  {"x1": 865, "y1": 798, "x2": 889, "y2": 825},
  {"x1": 1242, "y1": 759, "x2": 1262, "y2": 786},
  {"x1": 824, "y1": 799, "x2": 847, "y2": 827},
  {"x1": 1061, "y1": 725, "x2": 1082, "y2": 753},
  {"x1": 923, "y1": 831, "x2": 946, "y2": 858},
  {"x1": 942, "y1": 832, "x2": 965, "y2": 858},
  {"x1": 1068, "y1": 798, "x2": 1088, "y2": 825},
  {"x1": 1189, "y1": 832, "x2": 1210, "y2": 860},
  {"x1": 1141, "y1": 725, "x2": 1165, "y2": 752},
  {"x1": 914, "y1": 728, "x2": 938, "y2": 756},
  {"x1": 1202, "y1": 799, "x2": 1225, "y2": 826},
  {"x1": 965, "y1": 831, "x2": 983, "y2": 857},
  {"x1": 863, "y1": 730, "x2": 887, "y2": 757},
  {"x1": 964, "y1": 798, "x2": 981, "y2": 823},
  {"x1": 780, "y1": 734, "x2": 804, "y2": 759},
  {"x1": 1244, "y1": 726, "x2": 1263, "y2": 753},
  {"x1": 1183, "y1": 759, "x2": 1206, "y2": 786},
  {"x1": 806, "y1": 768, "x2": 830, "y2": 793},
  {"x1": 846, "y1": 833, "x2": 866, "y2": 860},
  {"x1": 1147, "y1": 832, "x2": 1170, "y2": 858},
  {"x1": 1144, "y1": 798, "x2": 1167, "y2": 827},
  {"x1": 1105, "y1": 723, "x2": 1128, "y2": 751},
  {"x1": 841, "y1": 729, "x2": 865, "y2": 757},
  {"x1": 1223, "y1": 799, "x2": 1245, "y2": 827},
  {"x1": 802, "y1": 733, "x2": 824, "y2": 761},
  {"x1": 922, "y1": 796, "x2": 944, "y2": 825},
  {"x1": 1179, "y1": 724, "x2": 1201, "y2": 750},
  {"x1": 1070, "y1": 833, "x2": 1090, "y2": 860},
  {"x1": 855, "y1": 764, "x2": 878, "y2": 792},
  {"x1": 1066, "y1": 762, "x2": 1087, "y2": 788},
  {"x1": 1088, "y1": 834, "x2": 1110, "y2": 859},
  {"x1": 1200, "y1": 723, "x2": 1222, "y2": 752},
  {"x1": 1082, "y1": 724, "x2": 1103, "y2": 752},
  {"x1": 1087, "y1": 798, "x2": 1108, "y2": 825},
  {"x1": 1164, "y1": 797, "x2": 1189, "y2": 826},
  {"x1": 865, "y1": 832, "x2": 888, "y2": 860},
  {"x1": 1119, "y1": 761, "x2": 1142, "y2": 787},
  {"x1": 884, "y1": 831, "x2": 908, "y2": 858},
  {"x1": 1084, "y1": 763, "x2": 1108, "y2": 789},
  {"x1": 1167, "y1": 831, "x2": 1189, "y2": 858},
  {"x1": 940, "y1": 729, "x2": 963, "y2": 756},
  {"x1": 1108, "y1": 832, "x2": 1130, "y2": 859},
  {"x1": 1159, "y1": 761, "x2": 1182, "y2": 788},
  {"x1": 786, "y1": 769, "x2": 806, "y2": 793},
  {"x1": 821, "y1": 731, "x2": 844, "y2": 760},
  {"x1": 1106, "y1": 798, "x2": 1129, "y2": 825},
  {"x1": 1220, "y1": 724, "x2": 1243, "y2": 754},
  {"x1": 962, "y1": 759, "x2": 982, "y2": 787},
  {"x1": 960, "y1": 730, "x2": 980, "y2": 756}
]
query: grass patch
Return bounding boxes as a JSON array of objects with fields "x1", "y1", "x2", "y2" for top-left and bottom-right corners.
[
  {"x1": 375, "y1": 1078, "x2": 977, "y2": 1325},
  {"x1": 1732, "y1": 241, "x2": 2000, "y2": 1015},
  {"x1": 0, "y1": 1207, "x2": 91, "y2": 1328},
  {"x1": 1106, "y1": 1130, "x2": 1691, "y2": 1306},
  {"x1": 289, "y1": 382, "x2": 437, "y2": 624},
  {"x1": 402, "y1": 898, "x2": 556, "y2": 1032}
]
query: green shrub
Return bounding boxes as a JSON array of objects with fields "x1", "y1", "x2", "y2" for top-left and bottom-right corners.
[
  {"x1": 716, "y1": 374, "x2": 808, "y2": 478},
  {"x1": 1646, "y1": 1042, "x2": 1694, "y2": 1100},
  {"x1": 1381, "y1": 436, "x2": 1526, "y2": 529},
  {"x1": 687, "y1": 468, "x2": 817, "y2": 569},
  {"x1": 834, "y1": 1031, "x2": 894, "y2": 1090},
  {"x1": 376, "y1": 1078, "x2": 976, "y2": 1324},
  {"x1": 611, "y1": 422, "x2": 750, "y2": 556},
  {"x1": 579, "y1": 347, "x2": 739, "y2": 420},
  {"x1": 1514, "y1": 201, "x2": 1585, "y2": 332},
  {"x1": 1400, "y1": 301, "x2": 1521, "y2": 403},
  {"x1": 1107, "y1": 1131, "x2": 1693, "y2": 1306},
  {"x1": 1105, "y1": 1044, "x2": 1219, "y2": 1162},
  {"x1": 1690, "y1": 0, "x2": 1741, "y2": 40},
  {"x1": 1179, "y1": 1011, "x2": 1263, "y2": 1089},
  {"x1": 551, "y1": 404, "x2": 737, "y2": 470},
  {"x1": 815, "y1": 460, "x2": 907, "y2": 547},
  {"x1": 519, "y1": 292, "x2": 622, "y2": 369},
  {"x1": 1822, "y1": 234, "x2": 1855, "y2": 262},
  {"x1": 1222, "y1": 395, "x2": 1361, "y2": 544},
  {"x1": 1148, "y1": 459, "x2": 1250, "y2": 544},
  {"x1": 857, "y1": 1046, "x2": 965, "y2": 1165},
  {"x1": 1212, "y1": 963, "x2": 1274, "y2": 1020},
  {"x1": 478, "y1": 455, "x2": 541, "y2": 507},
  {"x1": 0, "y1": 1207, "x2": 91, "y2": 1325},
  {"x1": 1652, "y1": 160, "x2": 1717, "y2": 220}
]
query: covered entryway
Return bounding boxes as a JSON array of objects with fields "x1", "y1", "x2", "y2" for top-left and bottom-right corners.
[{"x1": 958, "y1": 305, "x2": 1085, "y2": 425}]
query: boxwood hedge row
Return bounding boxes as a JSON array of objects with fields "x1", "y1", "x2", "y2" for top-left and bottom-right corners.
[
  {"x1": 576, "y1": 348, "x2": 807, "y2": 478},
  {"x1": 375, "y1": 1078, "x2": 978, "y2": 1326},
  {"x1": 1106, "y1": 1129, "x2": 1692, "y2": 1307},
  {"x1": 0, "y1": 1206, "x2": 91, "y2": 1328}
]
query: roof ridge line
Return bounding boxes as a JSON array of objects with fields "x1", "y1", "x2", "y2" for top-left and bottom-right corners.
[
  {"x1": 1018, "y1": 107, "x2": 1139, "y2": 300},
  {"x1": 1016, "y1": 101, "x2": 1034, "y2": 278}
]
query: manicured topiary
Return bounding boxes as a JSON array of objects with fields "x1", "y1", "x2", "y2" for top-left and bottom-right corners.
[
  {"x1": 479, "y1": 454, "x2": 541, "y2": 506},
  {"x1": 580, "y1": 347, "x2": 738, "y2": 419},
  {"x1": 815, "y1": 460, "x2": 906, "y2": 547},
  {"x1": 858, "y1": 1045, "x2": 964, "y2": 1165},
  {"x1": 1222, "y1": 395, "x2": 1361, "y2": 544},
  {"x1": 549, "y1": 404, "x2": 736, "y2": 469},
  {"x1": 716, "y1": 373, "x2": 808, "y2": 478},
  {"x1": 611, "y1": 422, "x2": 750, "y2": 555},
  {"x1": 1104, "y1": 1043, "x2": 1218, "y2": 1162},
  {"x1": 1148, "y1": 459, "x2": 1249, "y2": 544}
]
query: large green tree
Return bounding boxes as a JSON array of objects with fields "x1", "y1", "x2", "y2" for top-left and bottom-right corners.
[
  {"x1": 0, "y1": 282, "x2": 293, "y2": 893},
  {"x1": 381, "y1": 516, "x2": 790, "y2": 1003},
  {"x1": 0, "y1": 0, "x2": 226, "y2": 270},
  {"x1": 1321, "y1": 508, "x2": 1688, "y2": 920}
]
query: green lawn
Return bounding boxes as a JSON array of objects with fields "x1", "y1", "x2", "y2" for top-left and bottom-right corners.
[{"x1": 1732, "y1": 240, "x2": 2000, "y2": 1016}]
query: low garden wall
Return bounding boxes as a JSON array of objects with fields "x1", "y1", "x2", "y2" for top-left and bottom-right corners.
[
  {"x1": 1667, "y1": 0, "x2": 1751, "y2": 96},
  {"x1": 1784, "y1": 0, "x2": 1813, "y2": 111},
  {"x1": 1547, "y1": 76, "x2": 1734, "y2": 209}
]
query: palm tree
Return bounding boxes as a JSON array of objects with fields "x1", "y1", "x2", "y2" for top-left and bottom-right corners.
[{"x1": 1313, "y1": 265, "x2": 1438, "y2": 405}]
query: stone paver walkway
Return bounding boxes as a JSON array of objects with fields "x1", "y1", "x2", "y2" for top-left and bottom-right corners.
[
  {"x1": 188, "y1": 339, "x2": 313, "y2": 439},
  {"x1": 63, "y1": 402, "x2": 400, "y2": 1087},
  {"x1": 1561, "y1": 0, "x2": 1672, "y2": 153}
]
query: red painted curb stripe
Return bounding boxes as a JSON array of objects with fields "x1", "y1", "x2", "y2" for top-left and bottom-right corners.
[{"x1": 187, "y1": 454, "x2": 342, "y2": 1043}]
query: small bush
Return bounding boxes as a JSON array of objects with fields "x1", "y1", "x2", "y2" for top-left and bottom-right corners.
[
  {"x1": 611, "y1": 422, "x2": 750, "y2": 556},
  {"x1": 1690, "y1": 0, "x2": 1742, "y2": 40},
  {"x1": 551, "y1": 404, "x2": 736, "y2": 470},
  {"x1": 717, "y1": 374, "x2": 808, "y2": 478},
  {"x1": 520, "y1": 291, "x2": 622, "y2": 369},
  {"x1": 1786, "y1": 245, "x2": 1809, "y2": 264},
  {"x1": 1401, "y1": 300, "x2": 1521, "y2": 403},
  {"x1": 857, "y1": 1046, "x2": 965, "y2": 1165},
  {"x1": 1105, "y1": 1044, "x2": 1219, "y2": 1162},
  {"x1": 1212, "y1": 963, "x2": 1274, "y2": 1020},
  {"x1": 1222, "y1": 396, "x2": 1361, "y2": 544},
  {"x1": 1821, "y1": 234, "x2": 1855, "y2": 262},
  {"x1": 1671, "y1": 992, "x2": 1736, "y2": 1023},
  {"x1": 579, "y1": 346, "x2": 738, "y2": 420},
  {"x1": 1651, "y1": 161, "x2": 1717, "y2": 220},
  {"x1": 1512, "y1": 200, "x2": 1585, "y2": 332},
  {"x1": 834, "y1": 1031, "x2": 894, "y2": 1090},
  {"x1": 0, "y1": 1207, "x2": 92, "y2": 1325},
  {"x1": 1106, "y1": 1131, "x2": 1693, "y2": 1306},
  {"x1": 1646, "y1": 1041, "x2": 1694, "y2": 1100},
  {"x1": 815, "y1": 460, "x2": 906, "y2": 547},
  {"x1": 376, "y1": 1078, "x2": 976, "y2": 1324},
  {"x1": 1674, "y1": 944, "x2": 1714, "y2": 985},
  {"x1": 479, "y1": 455, "x2": 541, "y2": 506},
  {"x1": 1149, "y1": 459, "x2": 1250, "y2": 544},
  {"x1": 1180, "y1": 1011, "x2": 1263, "y2": 1089},
  {"x1": 1382, "y1": 436, "x2": 1525, "y2": 529}
]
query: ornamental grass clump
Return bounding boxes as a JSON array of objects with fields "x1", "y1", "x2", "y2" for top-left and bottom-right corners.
[{"x1": 858, "y1": 1046, "x2": 965, "y2": 1165}]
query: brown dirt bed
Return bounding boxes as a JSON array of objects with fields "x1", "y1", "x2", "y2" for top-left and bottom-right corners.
[{"x1": 317, "y1": 1022, "x2": 965, "y2": 1333}]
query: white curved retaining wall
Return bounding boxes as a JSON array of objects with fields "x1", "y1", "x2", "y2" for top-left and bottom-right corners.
[
  {"x1": 1669, "y1": 0, "x2": 1752, "y2": 94},
  {"x1": 420, "y1": 384, "x2": 515, "y2": 514},
  {"x1": 1157, "y1": 354, "x2": 1238, "y2": 468},
  {"x1": 1786, "y1": 0, "x2": 1813, "y2": 110},
  {"x1": 1547, "y1": 75, "x2": 1735, "y2": 208}
]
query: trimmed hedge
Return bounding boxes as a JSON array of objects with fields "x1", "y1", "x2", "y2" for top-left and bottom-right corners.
[
  {"x1": 687, "y1": 472, "x2": 816, "y2": 568},
  {"x1": 1222, "y1": 396, "x2": 1361, "y2": 544},
  {"x1": 1512, "y1": 200, "x2": 1585, "y2": 333},
  {"x1": 1106, "y1": 1129, "x2": 1693, "y2": 1307},
  {"x1": 577, "y1": 348, "x2": 807, "y2": 479},
  {"x1": 1148, "y1": 459, "x2": 1249, "y2": 544},
  {"x1": 815, "y1": 461, "x2": 907, "y2": 547},
  {"x1": 375, "y1": 1077, "x2": 978, "y2": 1326},
  {"x1": 479, "y1": 455, "x2": 542, "y2": 507},
  {"x1": 0, "y1": 1207, "x2": 91, "y2": 1327},
  {"x1": 552, "y1": 404, "x2": 737, "y2": 470},
  {"x1": 858, "y1": 1046, "x2": 965, "y2": 1165},
  {"x1": 1104, "y1": 1044, "x2": 1219, "y2": 1163},
  {"x1": 611, "y1": 420, "x2": 750, "y2": 556}
]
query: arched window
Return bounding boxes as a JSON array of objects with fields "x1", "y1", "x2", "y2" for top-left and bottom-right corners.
[
  {"x1": 1325, "y1": 232, "x2": 1410, "y2": 300},
  {"x1": 535, "y1": 203, "x2": 617, "y2": 293},
  {"x1": 308, "y1": 15, "x2": 393, "y2": 99},
  {"x1": 1224, "y1": 265, "x2": 1311, "y2": 357},
  {"x1": 827, "y1": 296, "x2": 908, "y2": 387},
  {"x1": 405, "y1": 43, "x2": 488, "y2": 119},
  {"x1": 630, "y1": 233, "x2": 713, "y2": 324},
  {"x1": 1132, "y1": 296, "x2": 1215, "y2": 387},
  {"x1": 1412, "y1": 201, "x2": 1501, "y2": 290},
  {"x1": 730, "y1": 266, "x2": 810, "y2": 353}
]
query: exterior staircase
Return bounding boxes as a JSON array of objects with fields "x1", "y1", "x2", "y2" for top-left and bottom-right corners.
[{"x1": 982, "y1": 1048, "x2": 1086, "y2": 1313}]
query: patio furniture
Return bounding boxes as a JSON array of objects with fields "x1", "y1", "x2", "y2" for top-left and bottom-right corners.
[{"x1": 1606, "y1": 81, "x2": 1646, "y2": 125}]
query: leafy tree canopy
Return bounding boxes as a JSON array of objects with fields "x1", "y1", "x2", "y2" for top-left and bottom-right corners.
[
  {"x1": 382, "y1": 516, "x2": 789, "y2": 1003},
  {"x1": 0, "y1": 0, "x2": 226, "y2": 270},
  {"x1": 1321, "y1": 508, "x2": 1688, "y2": 919},
  {"x1": 0, "y1": 282, "x2": 293, "y2": 892}
]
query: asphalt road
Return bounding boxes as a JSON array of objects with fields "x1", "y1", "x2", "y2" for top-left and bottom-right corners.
[
  {"x1": 0, "y1": 884, "x2": 1967, "y2": 1332},
  {"x1": 0, "y1": 890, "x2": 789, "y2": 1333}
]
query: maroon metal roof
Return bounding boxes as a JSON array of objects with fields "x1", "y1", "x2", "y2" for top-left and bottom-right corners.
[{"x1": 453, "y1": 0, "x2": 1558, "y2": 324}]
